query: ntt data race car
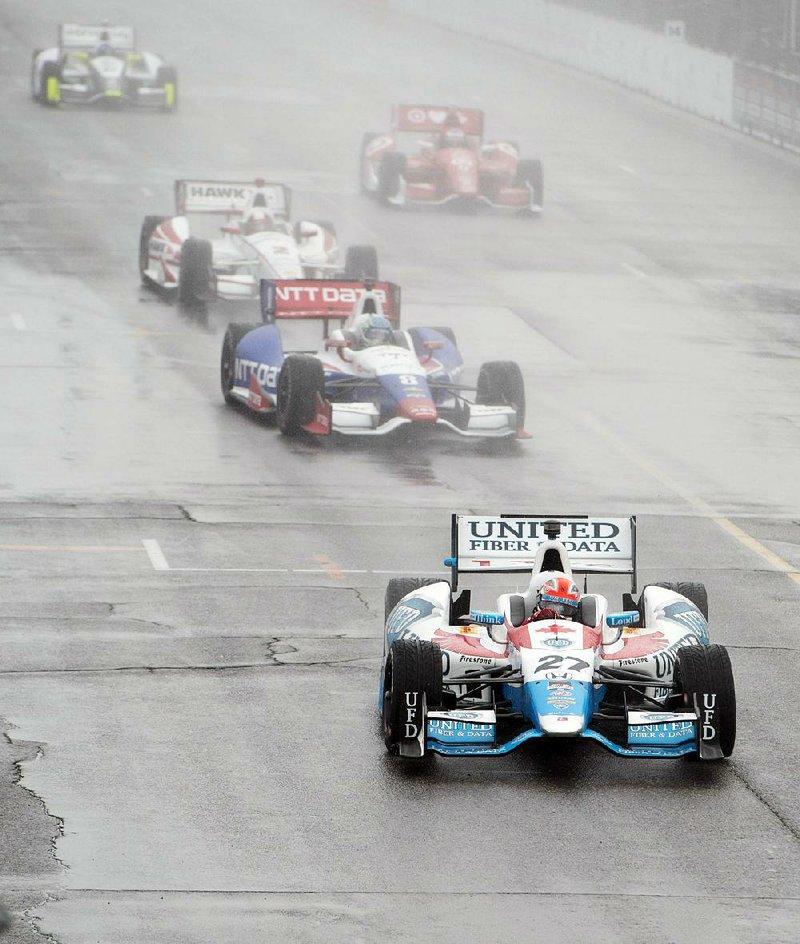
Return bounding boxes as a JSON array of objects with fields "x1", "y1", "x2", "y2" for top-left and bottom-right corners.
[
  {"x1": 380, "y1": 515, "x2": 736, "y2": 762},
  {"x1": 32, "y1": 24, "x2": 177, "y2": 109},
  {"x1": 220, "y1": 279, "x2": 526, "y2": 438},
  {"x1": 361, "y1": 105, "x2": 543, "y2": 213},
  {"x1": 139, "y1": 180, "x2": 378, "y2": 305}
]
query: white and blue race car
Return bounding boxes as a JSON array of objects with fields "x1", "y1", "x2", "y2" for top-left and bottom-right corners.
[
  {"x1": 380, "y1": 515, "x2": 736, "y2": 762},
  {"x1": 219, "y1": 279, "x2": 526, "y2": 438},
  {"x1": 32, "y1": 24, "x2": 177, "y2": 109}
]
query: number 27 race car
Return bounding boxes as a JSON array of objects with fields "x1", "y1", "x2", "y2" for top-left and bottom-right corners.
[
  {"x1": 220, "y1": 279, "x2": 527, "y2": 439},
  {"x1": 380, "y1": 515, "x2": 736, "y2": 763}
]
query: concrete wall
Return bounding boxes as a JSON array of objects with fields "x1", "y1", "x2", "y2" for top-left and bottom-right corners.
[{"x1": 389, "y1": 0, "x2": 734, "y2": 125}]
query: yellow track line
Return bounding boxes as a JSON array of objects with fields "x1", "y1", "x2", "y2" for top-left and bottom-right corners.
[{"x1": 568, "y1": 406, "x2": 800, "y2": 587}]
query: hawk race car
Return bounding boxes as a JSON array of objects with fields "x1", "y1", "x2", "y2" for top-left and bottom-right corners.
[
  {"x1": 361, "y1": 105, "x2": 543, "y2": 213},
  {"x1": 139, "y1": 180, "x2": 378, "y2": 305},
  {"x1": 32, "y1": 24, "x2": 177, "y2": 109},
  {"x1": 220, "y1": 279, "x2": 526, "y2": 439},
  {"x1": 380, "y1": 515, "x2": 736, "y2": 762}
]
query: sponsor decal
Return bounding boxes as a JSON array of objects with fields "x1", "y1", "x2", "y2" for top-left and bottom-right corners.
[
  {"x1": 427, "y1": 718, "x2": 495, "y2": 743},
  {"x1": 628, "y1": 720, "x2": 695, "y2": 744},
  {"x1": 189, "y1": 185, "x2": 247, "y2": 200},
  {"x1": 457, "y1": 655, "x2": 494, "y2": 666},
  {"x1": 661, "y1": 601, "x2": 709, "y2": 643},
  {"x1": 387, "y1": 596, "x2": 434, "y2": 636},
  {"x1": 653, "y1": 634, "x2": 697, "y2": 679},
  {"x1": 469, "y1": 610, "x2": 505, "y2": 625},
  {"x1": 235, "y1": 359, "x2": 278, "y2": 389},
  {"x1": 542, "y1": 637, "x2": 572, "y2": 649},
  {"x1": 534, "y1": 655, "x2": 591, "y2": 674},
  {"x1": 464, "y1": 518, "x2": 621, "y2": 554},
  {"x1": 432, "y1": 628, "x2": 506, "y2": 661},
  {"x1": 404, "y1": 690, "x2": 420, "y2": 739},
  {"x1": 276, "y1": 284, "x2": 388, "y2": 305},
  {"x1": 606, "y1": 631, "x2": 669, "y2": 661},
  {"x1": 701, "y1": 693, "x2": 717, "y2": 742},
  {"x1": 607, "y1": 611, "x2": 639, "y2": 627}
]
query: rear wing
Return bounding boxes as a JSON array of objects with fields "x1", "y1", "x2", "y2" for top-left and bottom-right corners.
[
  {"x1": 59, "y1": 24, "x2": 136, "y2": 51},
  {"x1": 174, "y1": 179, "x2": 290, "y2": 219},
  {"x1": 394, "y1": 105, "x2": 484, "y2": 136},
  {"x1": 260, "y1": 279, "x2": 401, "y2": 325},
  {"x1": 447, "y1": 514, "x2": 637, "y2": 592}
]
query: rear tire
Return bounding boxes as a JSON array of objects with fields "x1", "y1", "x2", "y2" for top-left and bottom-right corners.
[
  {"x1": 515, "y1": 158, "x2": 543, "y2": 210},
  {"x1": 385, "y1": 576, "x2": 446, "y2": 622},
  {"x1": 220, "y1": 323, "x2": 256, "y2": 405},
  {"x1": 651, "y1": 581, "x2": 709, "y2": 620},
  {"x1": 276, "y1": 354, "x2": 325, "y2": 435},
  {"x1": 378, "y1": 153, "x2": 406, "y2": 205},
  {"x1": 31, "y1": 50, "x2": 43, "y2": 101},
  {"x1": 383, "y1": 637, "x2": 443, "y2": 755},
  {"x1": 139, "y1": 215, "x2": 166, "y2": 284},
  {"x1": 344, "y1": 245, "x2": 379, "y2": 280},
  {"x1": 476, "y1": 360, "x2": 526, "y2": 429},
  {"x1": 674, "y1": 644, "x2": 736, "y2": 758},
  {"x1": 178, "y1": 237, "x2": 215, "y2": 305}
]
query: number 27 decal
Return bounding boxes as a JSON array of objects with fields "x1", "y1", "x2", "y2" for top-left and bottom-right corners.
[{"x1": 534, "y1": 655, "x2": 591, "y2": 673}]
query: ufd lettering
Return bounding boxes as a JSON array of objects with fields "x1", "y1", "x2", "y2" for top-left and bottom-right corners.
[
  {"x1": 404, "y1": 691, "x2": 419, "y2": 739},
  {"x1": 701, "y1": 693, "x2": 716, "y2": 741}
]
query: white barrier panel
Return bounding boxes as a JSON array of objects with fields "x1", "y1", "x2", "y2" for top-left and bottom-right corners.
[{"x1": 389, "y1": 0, "x2": 734, "y2": 125}]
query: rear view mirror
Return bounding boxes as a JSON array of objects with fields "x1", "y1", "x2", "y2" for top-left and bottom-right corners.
[
  {"x1": 423, "y1": 340, "x2": 444, "y2": 352},
  {"x1": 602, "y1": 611, "x2": 639, "y2": 647},
  {"x1": 298, "y1": 226, "x2": 318, "y2": 239}
]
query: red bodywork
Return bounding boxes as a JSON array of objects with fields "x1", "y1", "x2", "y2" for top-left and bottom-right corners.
[{"x1": 365, "y1": 105, "x2": 536, "y2": 209}]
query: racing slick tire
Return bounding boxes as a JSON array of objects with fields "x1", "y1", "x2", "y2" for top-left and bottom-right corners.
[
  {"x1": 378, "y1": 152, "x2": 406, "y2": 205},
  {"x1": 178, "y1": 238, "x2": 215, "y2": 306},
  {"x1": 674, "y1": 644, "x2": 736, "y2": 758},
  {"x1": 276, "y1": 354, "x2": 325, "y2": 436},
  {"x1": 156, "y1": 66, "x2": 178, "y2": 111},
  {"x1": 476, "y1": 360, "x2": 526, "y2": 429},
  {"x1": 344, "y1": 245, "x2": 379, "y2": 280},
  {"x1": 383, "y1": 637, "x2": 443, "y2": 756},
  {"x1": 220, "y1": 323, "x2": 256, "y2": 406},
  {"x1": 515, "y1": 158, "x2": 544, "y2": 212},
  {"x1": 138, "y1": 215, "x2": 167, "y2": 284},
  {"x1": 41, "y1": 61, "x2": 61, "y2": 107},
  {"x1": 651, "y1": 581, "x2": 709, "y2": 620},
  {"x1": 428, "y1": 326, "x2": 457, "y2": 347},
  {"x1": 31, "y1": 50, "x2": 44, "y2": 101},
  {"x1": 385, "y1": 576, "x2": 445, "y2": 622},
  {"x1": 360, "y1": 132, "x2": 382, "y2": 193}
]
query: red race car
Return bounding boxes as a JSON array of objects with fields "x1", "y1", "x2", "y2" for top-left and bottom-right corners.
[{"x1": 361, "y1": 105, "x2": 543, "y2": 214}]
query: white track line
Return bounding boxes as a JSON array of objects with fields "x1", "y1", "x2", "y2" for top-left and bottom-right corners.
[
  {"x1": 142, "y1": 539, "x2": 170, "y2": 571},
  {"x1": 621, "y1": 262, "x2": 649, "y2": 280}
]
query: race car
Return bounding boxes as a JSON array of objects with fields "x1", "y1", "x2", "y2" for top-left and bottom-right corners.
[
  {"x1": 31, "y1": 24, "x2": 177, "y2": 109},
  {"x1": 380, "y1": 515, "x2": 736, "y2": 762},
  {"x1": 140, "y1": 180, "x2": 378, "y2": 305},
  {"x1": 220, "y1": 279, "x2": 526, "y2": 439},
  {"x1": 361, "y1": 105, "x2": 543, "y2": 213}
]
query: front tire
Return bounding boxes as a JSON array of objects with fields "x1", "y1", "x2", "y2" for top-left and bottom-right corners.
[
  {"x1": 220, "y1": 323, "x2": 256, "y2": 405},
  {"x1": 344, "y1": 245, "x2": 379, "y2": 280},
  {"x1": 178, "y1": 238, "x2": 215, "y2": 306},
  {"x1": 515, "y1": 158, "x2": 543, "y2": 211},
  {"x1": 378, "y1": 153, "x2": 406, "y2": 206},
  {"x1": 476, "y1": 360, "x2": 526, "y2": 429},
  {"x1": 42, "y1": 61, "x2": 61, "y2": 107},
  {"x1": 138, "y1": 215, "x2": 166, "y2": 284},
  {"x1": 383, "y1": 637, "x2": 443, "y2": 757},
  {"x1": 674, "y1": 644, "x2": 736, "y2": 758},
  {"x1": 156, "y1": 66, "x2": 178, "y2": 111},
  {"x1": 276, "y1": 354, "x2": 325, "y2": 435}
]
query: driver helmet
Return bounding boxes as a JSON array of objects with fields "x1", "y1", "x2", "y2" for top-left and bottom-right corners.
[
  {"x1": 441, "y1": 126, "x2": 467, "y2": 148},
  {"x1": 354, "y1": 314, "x2": 393, "y2": 348},
  {"x1": 241, "y1": 208, "x2": 275, "y2": 235},
  {"x1": 535, "y1": 576, "x2": 580, "y2": 620},
  {"x1": 95, "y1": 42, "x2": 115, "y2": 57}
]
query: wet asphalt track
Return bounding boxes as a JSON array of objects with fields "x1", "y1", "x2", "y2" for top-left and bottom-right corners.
[{"x1": 1, "y1": 1, "x2": 800, "y2": 941}]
